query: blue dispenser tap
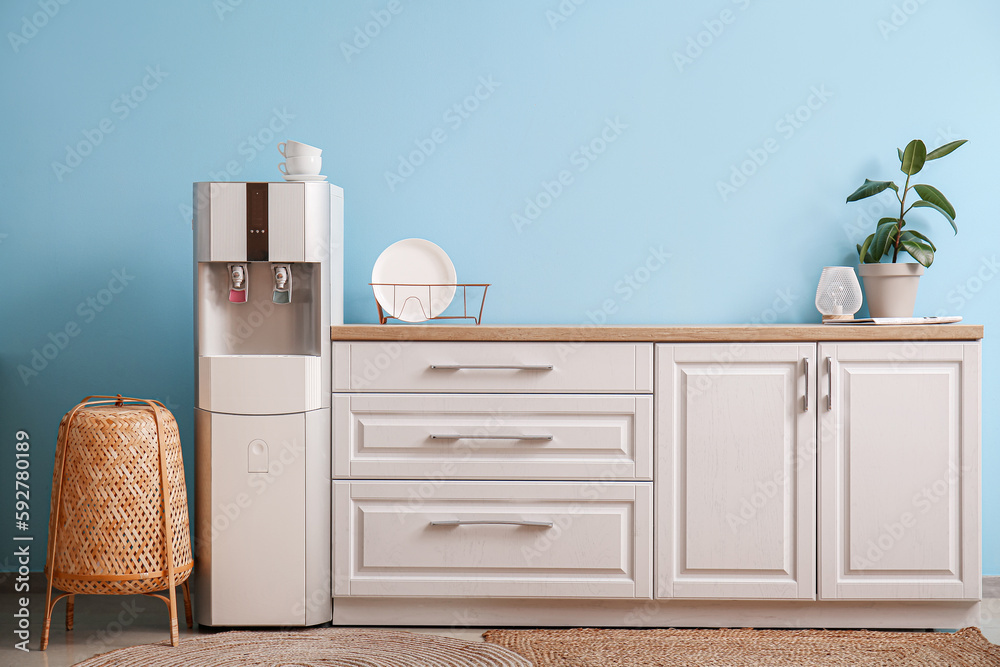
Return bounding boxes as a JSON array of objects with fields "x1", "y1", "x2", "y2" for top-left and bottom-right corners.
[{"x1": 272, "y1": 264, "x2": 291, "y2": 304}]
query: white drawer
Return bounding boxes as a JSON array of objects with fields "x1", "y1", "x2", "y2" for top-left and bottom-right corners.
[
  {"x1": 332, "y1": 481, "x2": 652, "y2": 599},
  {"x1": 333, "y1": 394, "x2": 652, "y2": 480},
  {"x1": 332, "y1": 342, "x2": 653, "y2": 393}
]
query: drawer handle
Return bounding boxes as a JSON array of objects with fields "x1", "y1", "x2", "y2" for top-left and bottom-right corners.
[
  {"x1": 429, "y1": 364, "x2": 554, "y2": 371},
  {"x1": 430, "y1": 434, "x2": 553, "y2": 441},
  {"x1": 826, "y1": 356, "x2": 833, "y2": 411},
  {"x1": 429, "y1": 519, "x2": 554, "y2": 528},
  {"x1": 802, "y1": 357, "x2": 809, "y2": 412}
]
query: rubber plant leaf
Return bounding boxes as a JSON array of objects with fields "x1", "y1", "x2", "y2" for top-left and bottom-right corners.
[
  {"x1": 899, "y1": 235, "x2": 934, "y2": 267},
  {"x1": 912, "y1": 184, "x2": 956, "y2": 219},
  {"x1": 858, "y1": 233, "x2": 877, "y2": 263},
  {"x1": 910, "y1": 200, "x2": 958, "y2": 234},
  {"x1": 873, "y1": 220, "x2": 899, "y2": 258},
  {"x1": 925, "y1": 139, "x2": 967, "y2": 160},
  {"x1": 899, "y1": 228, "x2": 936, "y2": 252},
  {"x1": 846, "y1": 179, "x2": 897, "y2": 203},
  {"x1": 900, "y1": 139, "x2": 926, "y2": 175}
]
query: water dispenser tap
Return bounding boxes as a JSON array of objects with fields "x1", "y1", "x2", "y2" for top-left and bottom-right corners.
[
  {"x1": 272, "y1": 264, "x2": 291, "y2": 304},
  {"x1": 228, "y1": 263, "x2": 248, "y2": 303}
]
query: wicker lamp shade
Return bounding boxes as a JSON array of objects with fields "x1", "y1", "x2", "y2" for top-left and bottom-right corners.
[{"x1": 42, "y1": 396, "x2": 194, "y2": 650}]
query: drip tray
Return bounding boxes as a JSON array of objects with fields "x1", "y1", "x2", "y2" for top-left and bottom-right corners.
[{"x1": 197, "y1": 355, "x2": 322, "y2": 414}]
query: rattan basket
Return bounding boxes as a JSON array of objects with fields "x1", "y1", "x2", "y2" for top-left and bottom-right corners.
[{"x1": 42, "y1": 396, "x2": 193, "y2": 649}]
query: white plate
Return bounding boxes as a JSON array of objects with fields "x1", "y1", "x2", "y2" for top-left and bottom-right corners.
[
  {"x1": 282, "y1": 174, "x2": 327, "y2": 181},
  {"x1": 372, "y1": 239, "x2": 457, "y2": 323}
]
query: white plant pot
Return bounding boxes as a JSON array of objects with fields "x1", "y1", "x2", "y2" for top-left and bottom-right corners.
[{"x1": 857, "y1": 263, "x2": 924, "y2": 318}]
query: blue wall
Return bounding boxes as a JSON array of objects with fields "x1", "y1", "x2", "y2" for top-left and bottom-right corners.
[{"x1": 2, "y1": 1, "x2": 998, "y2": 574}]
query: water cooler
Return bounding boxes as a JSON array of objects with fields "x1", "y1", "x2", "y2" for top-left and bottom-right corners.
[{"x1": 192, "y1": 182, "x2": 342, "y2": 626}]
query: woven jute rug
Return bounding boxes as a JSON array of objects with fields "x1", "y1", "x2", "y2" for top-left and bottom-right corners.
[
  {"x1": 483, "y1": 626, "x2": 1000, "y2": 666},
  {"x1": 71, "y1": 628, "x2": 531, "y2": 666}
]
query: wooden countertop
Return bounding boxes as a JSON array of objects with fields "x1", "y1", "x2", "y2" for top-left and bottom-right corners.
[{"x1": 332, "y1": 324, "x2": 984, "y2": 342}]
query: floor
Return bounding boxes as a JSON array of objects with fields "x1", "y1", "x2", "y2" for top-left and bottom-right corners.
[{"x1": 1, "y1": 587, "x2": 998, "y2": 667}]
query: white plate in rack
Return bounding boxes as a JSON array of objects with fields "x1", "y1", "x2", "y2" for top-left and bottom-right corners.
[{"x1": 372, "y1": 239, "x2": 457, "y2": 322}]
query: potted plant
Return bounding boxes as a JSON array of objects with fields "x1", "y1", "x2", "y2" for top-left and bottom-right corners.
[{"x1": 845, "y1": 138, "x2": 966, "y2": 317}]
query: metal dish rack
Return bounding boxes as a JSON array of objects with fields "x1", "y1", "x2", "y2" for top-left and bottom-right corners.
[{"x1": 369, "y1": 283, "x2": 491, "y2": 325}]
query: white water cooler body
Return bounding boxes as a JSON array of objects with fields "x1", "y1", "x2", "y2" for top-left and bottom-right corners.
[{"x1": 193, "y1": 182, "x2": 342, "y2": 626}]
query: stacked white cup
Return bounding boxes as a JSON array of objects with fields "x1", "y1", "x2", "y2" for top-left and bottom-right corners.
[{"x1": 278, "y1": 141, "x2": 324, "y2": 180}]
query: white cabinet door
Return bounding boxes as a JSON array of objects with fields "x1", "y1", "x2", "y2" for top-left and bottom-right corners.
[
  {"x1": 657, "y1": 344, "x2": 816, "y2": 599},
  {"x1": 201, "y1": 412, "x2": 306, "y2": 625},
  {"x1": 818, "y1": 342, "x2": 980, "y2": 600}
]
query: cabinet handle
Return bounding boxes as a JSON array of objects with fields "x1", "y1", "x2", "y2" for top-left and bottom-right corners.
[
  {"x1": 429, "y1": 364, "x2": 554, "y2": 371},
  {"x1": 802, "y1": 358, "x2": 809, "y2": 412},
  {"x1": 430, "y1": 434, "x2": 553, "y2": 441},
  {"x1": 430, "y1": 519, "x2": 553, "y2": 528},
  {"x1": 826, "y1": 356, "x2": 833, "y2": 410}
]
